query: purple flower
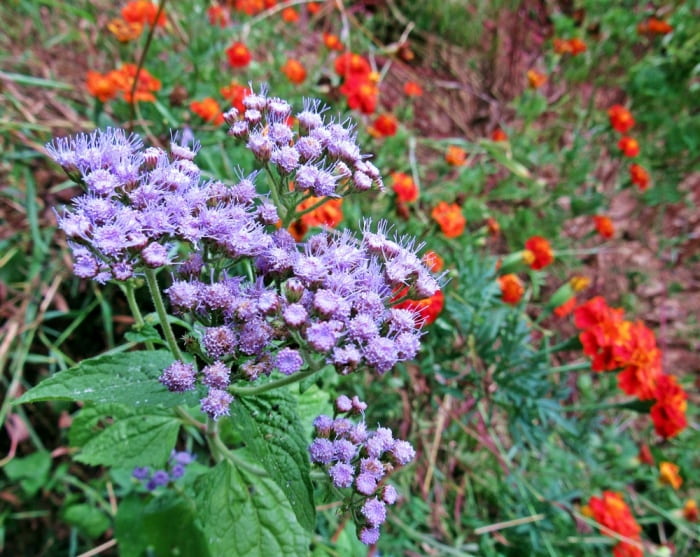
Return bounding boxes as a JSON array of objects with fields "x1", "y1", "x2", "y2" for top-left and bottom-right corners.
[
  {"x1": 202, "y1": 361, "x2": 231, "y2": 389},
  {"x1": 305, "y1": 322, "x2": 338, "y2": 352},
  {"x1": 159, "y1": 361, "x2": 196, "y2": 392},
  {"x1": 274, "y1": 348, "x2": 303, "y2": 375},
  {"x1": 312, "y1": 415, "x2": 333, "y2": 437},
  {"x1": 355, "y1": 472, "x2": 378, "y2": 496},
  {"x1": 358, "y1": 526, "x2": 380, "y2": 546},
  {"x1": 363, "y1": 337, "x2": 398, "y2": 375},
  {"x1": 166, "y1": 280, "x2": 202, "y2": 312},
  {"x1": 361, "y1": 497, "x2": 387, "y2": 528},
  {"x1": 132, "y1": 466, "x2": 150, "y2": 480},
  {"x1": 309, "y1": 438, "x2": 334, "y2": 465},
  {"x1": 328, "y1": 462, "x2": 354, "y2": 488},
  {"x1": 381, "y1": 484, "x2": 398, "y2": 505},
  {"x1": 268, "y1": 122, "x2": 294, "y2": 145},
  {"x1": 202, "y1": 327, "x2": 238, "y2": 360},
  {"x1": 146, "y1": 469, "x2": 170, "y2": 490},
  {"x1": 391, "y1": 440, "x2": 416, "y2": 466},
  {"x1": 200, "y1": 388, "x2": 234, "y2": 420},
  {"x1": 270, "y1": 145, "x2": 300, "y2": 173},
  {"x1": 335, "y1": 395, "x2": 353, "y2": 413},
  {"x1": 141, "y1": 242, "x2": 170, "y2": 267},
  {"x1": 333, "y1": 439, "x2": 357, "y2": 463},
  {"x1": 365, "y1": 427, "x2": 394, "y2": 458}
]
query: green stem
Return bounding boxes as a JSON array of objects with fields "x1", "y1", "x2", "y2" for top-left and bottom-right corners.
[
  {"x1": 546, "y1": 361, "x2": 590, "y2": 374},
  {"x1": 284, "y1": 195, "x2": 332, "y2": 229},
  {"x1": 263, "y1": 165, "x2": 287, "y2": 223},
  {"x1": 229, "y1": 367, "x2": 319, "y2": 396},
  {"x1": 144, "y1": 268, "x2": 183, "y2": 361},
  {"x1": 120, "y1": 281, "x2": 155, "y2": 351},
  {"x1": 211, "y1": 430, "x2": 267, "y2": 475}
]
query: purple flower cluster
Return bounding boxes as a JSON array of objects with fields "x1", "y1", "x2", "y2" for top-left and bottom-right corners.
[
  {"x1": 308, "y1": 396, "x2": 416, "y2": 545},
  {"x1": 132, "y1": 450, "x2": 195, "y2": 491},
  {"x1": 224, "y1": 87, "x2": 384, "y2": 197},
  {"x1": 46, "y1": 128, "x2": 273, "y2": 283}
]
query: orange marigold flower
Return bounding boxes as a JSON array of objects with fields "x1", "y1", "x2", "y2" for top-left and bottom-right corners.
[
  {"x1": 220, "y1": 81, "x2": 251, "y2": 113},
  {"x1": 659, "y1": 461, "x2": 683, "y2": 490},
  {"x1": 608, "y1": 104, "x2": 635, "y2": 134},
  {"x1": 683, "y1": 500, "x2": 698, "y2": 522},
  {"x1": 569, "y1": 38, "x2": 587, "y2": 55},
  {"x1": 307, "y1": 2, "x2": 321, "y2": 15},
  {"x1": 431, "y1": 201, "x2": 466, "y2": 238},
  {"x1": 639, "y1": 17, "x2": 673, "y2": 35},
  {"x1": 403, "y1": 81, "x2": 423, "y2": 97},
  {"x1": 281, "y1": 7, "x2": 299, "y2": 22},
  {"x1": 491, "y1": 128, "x2": 508, "y2": 142},
  {"x1": 524, "y1": 236, "x2": 554, "y2": 270},
  {"x1": 650, "y1": 374, "x2": 688, "y2": 438},
  {"x1": 334, "y1": 52, "x2": 371, "y2": 78},
  {"x1": 553, "y1": 38, "x2": 573, "y2": 54},
  {"x1": 86, "y1": 71, "x2": 120, "y2": 102},
  {"x1": 423, "y1": 251, "x2": 444, "y2": 273},
  {"x1": 107, "y1": 18, "x2": 143, "y2": 42},
  {"x1": 368, "y1": 113, "x2": 398, "y2": 138},
  {"x1": 593, "y1": 215, "x2": 615, "y2": 239},
  {"x1": 629, "y1": 164, "x2": 650, "y2": 191},
  {"x1": 393, "y1": 289, "x2": 444, "y2": 327},
  {"x1": 574, "y1": 297, "x2": 632, "y2": 372},
  {"x1": 289, "y1": 197, "x2": 343, "y2": 241},
  {"x1": 618, "y1": 136, "x2": 640, "y2": 158},
  {"x1": 486, "y1": 217, "x2": 500, "y2": 238},
  {"x1": 587, "y1": 491, "x2": 643, "y2": 557},
  {"x1": 233, "y1": 0, "x2": 276, "y2": 15},
  {"x1": 498, "y1": 274, "x2": 524, "y2": 305},
  {"x1": 614, "y1": 321, "x2": 663, "y2": 399},
  {"x1": 445, "y1": 145, "x2": 467, "y2": 166},
  {"x1": 226, "y1": 41, "x2": 252, "y2": 68},
  {"x1": 554, "y1": 296, "x2": 577, "y2": 318},
  {"x1": 190, "y1": 97, "x2": 224, "y2": 125},
  {"x1": 208, "y1": 4, "x2": 230, "y2": 26},
  {"x1": 390, "y1": 172, "x2": 418, "y2": 203},
  {"x1": 570, "y1": 275, "x2": 591, "y2": 292},
  {"x1": 527, "y1": 69, "x2": 547, "y2": 89},
  {"x1": 323, "y1": 32, "x2": 343, "y2": 51},
  {"x1": 281, "y1": 58, "x2": 307, "y2": 84},
  {"x1": 122, "y1": 0, "x2": 166, "y2": 26},
  {"x1": 111, "y1": 64, "x2": 161, "y2": 103},
  {"x1": 340, "y1": 75, "x2": 378, "y2": 114},
  {"x1": 638, "y1": 444, "x2": 654, "y2": 465}
]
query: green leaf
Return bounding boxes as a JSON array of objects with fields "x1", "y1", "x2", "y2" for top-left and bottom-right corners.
[
  {"x1": 71, "y1": 405, "x2": 180, "y2": 468},
  {"x1": 16, "y1": 351, "x2": 201, "y2": 408},
  {"x1": 194, "y1": 460, "x2": 310, "y2": 556},
  {"x1": 2, "y1": 450, "x2": 52, "y2": 497},
  {"x1": 115, "y1": 492, "x2": 211, "y2": 557},
  {"x1": 62, "y1": 504, "x2": 110, "y2": 538},
  {"x1": 230, "y1": 390, "x2": 316, "y2": 531},
  {"x1": 295, "y1": 384, "x2": 332, "y2": 440}
]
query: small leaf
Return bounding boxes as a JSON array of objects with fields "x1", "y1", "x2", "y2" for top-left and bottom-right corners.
[
  {"x1": 16, "y1": 351, "x2": 201, "y2": 408},
  {"x1": 194, "y1": 460, "x2": 310, "y2": 557},
  {"x1": 62, "y1": 504, "x2": 110, "y2": 538},
  {"x1": 3, "y1": 450, "x2": 52, "y2": 497}
]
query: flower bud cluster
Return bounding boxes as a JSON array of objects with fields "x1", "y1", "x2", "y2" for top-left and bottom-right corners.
[
  {"x1": 308, "y1": 396, "x2": 415, "y2": 545},
  {"x1": 46, "y1": 128, "x2": 272, "y2": 283},
  {"x1": 132, "y1": 450, "x2": 195, "y2": 491},
  {"x1": 225, "y1": 87, "x2": 384, "y2": 196}
]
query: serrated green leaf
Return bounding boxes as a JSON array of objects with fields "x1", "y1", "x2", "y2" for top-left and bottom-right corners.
[
  {"x1": 69, "y1": 403, "x2": 134, "y2": 448},
  {"x1": 62, "y1": 504, "x2": 110, "y2": 538},
  {"x1": 75, "y1": 409, "x2": 180, "y2": 468},
  {"x1": 16, "y1": 351, "x2": 201, "y2": 408},
  {"x1": 2, "y1": 450, "x2": 52, "y2": 497},
  {"x1": 230, "y1": 390, "x2": 315, "y2": 531},
  {"x1": 295, "y1": 384, "x2": 332, "y2": 440},
  {"x1": 194, "y1": 460, "x2": 310, "y2": 557},
  {"x1": 116, "y1": 492, "x2": 210, "y2": 557}
]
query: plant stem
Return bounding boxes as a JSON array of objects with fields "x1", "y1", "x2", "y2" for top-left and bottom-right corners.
[
  {"x1": 120, "y1": 281, "x2": 155, "y2": 351},
  {"x1": 144, "y1": 268, "x2": 183, "y2": 361},
  {"x1": 229, "y1": 367, "x2": 319, "y2": 396},
  {"x1": 545, "y1": 361, "x2": 590, "y2": 374}
]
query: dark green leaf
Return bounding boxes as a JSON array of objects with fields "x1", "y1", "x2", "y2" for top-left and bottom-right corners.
[
  {"x1": 62, "y1": 504, "x2": 110, "y2": 538},
  {"x1": 2, "y1": 450, "x2": 52, "y2": 497}
]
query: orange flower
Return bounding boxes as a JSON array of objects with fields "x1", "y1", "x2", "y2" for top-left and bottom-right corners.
[
  {"x1": 638, "y1": 444, "x2": 654, "y2": 465},
  {"x1": 220, "y1": 81, "x2": 251, "y2": 113},
  {"x1": 491, "y1": 128, "x2": 508, "y2": 142},
  {"x1": 486, "y1": 217, "x2": 500, "y2": 238},
  {"x1": 618, "y1": 137, "x2": 640, "y2": 158},
  {"x1": 527, "y1": 69, "x2": 547, "y2": 89},
  {"x1": 403, "y1": 81, "x2": 423, "y2": 97},
  {"x1": 391, "y1": 172, "x2": 418, "y2": 203},
  {"x1": 445, "y1": 145, "x2": 467, "y2": 166},
  {"x1": 368, "y1": 114, "x2": 398, "y2": 138},
  {"x1": 289, "y1": 197, "x2": 343, "y2": 241},
  {"x1": 524, "y1": 236, "x2": 554, "y2": 270},
  {"x1": 639, "y1": 17, "x2": 673, "y2": 35},
  {"x1": 629, "y1": 164, "x2": 650, "y2": 191},
  {"x1": 281, "y1": 58, "x2": 307, "y2": 84},
  {"x1": 86, "y1": 71, "x2": 120, "y2": 102},
  {"x1": 340, "y1": 75, "x2": 378, "y2": 114},
  {"x1": 614, "y1": 321, "x2": 663, "y2": 399},
  {"x1": 207, "y1": 4, "x2": 230, "y2": 26},
  {"x1": 608, "y1": 105, "x2": 635, "y2": 134},
  {"x1": 227, "y1": 41, "x2": 252, "y2": 68},
  {"x1": 659, "y1": 461, "x2": 683, "y2": 490},
  {"x1": 587, "y1": 492, "x2": 642, "y2": 557},
  {"x1": 281, "y1": 7, "x2": 299, "y2": 22},
  {"x1": 569, "y1": 38, "x2": 587, "y2": 55},
  {"x1": 111, "y1": 64, "x2": 161, "y2": 103},
  {"x1": 650, "y1": 374, "x2": 688, "y2": 438},
  {"x1": 307, "y1": 2, "x2": 321, "y2": 14},
  {"x1": 122, "y1": 0, "x2": 166, "y2": 26},
  {"x1": 570, "y1": 276, "x2": 591, "y2": 292},
  {"x1": 593, "y1": 215, "x2": 614, "y2": 239},
  {"x1": 498, "y1": 274, "x2": 524, "y2": 305},
  {"x1": 423, "y1": 251, "x2": 444, "y2": 273},
  {"x1": 553, "y1": 38, "x2": 586, "y2": 55},
  {"x1": 107, "y1": 18, "x2": 143, "y2": 41},
  {"x1": 334, "y1": 52, "x2": 371, "y2": 78},
  {"x1": 683, "y1": 500, "x2": 698, "y2": 522},
  {"x1": 554, "y1": 296, "x2": 577, "y2": 318},
  {"x1": 393, "y1": 289, "x2": 444, "y2": 326},
  {"x1": 323, "y1": 33, "x2": 343, "y2": 51},
  {"x1": 431, "y1": 201, "x2": 466, "y2": 238},
  {"x1": 574, "y1": 297, "x2": 632, "y2": 372},
  {"x1": 190, "y1": 97, "x2": 224, "y2": 125},
  {"x1": 233, "y1": 0, "x2": 276, "y2": 15}
]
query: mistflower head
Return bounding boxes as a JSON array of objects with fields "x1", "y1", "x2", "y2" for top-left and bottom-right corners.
[
  {"x1": 309, "y1": 438, "x2": 335, "y2": 464},
  {"x1": 363, "y1": 337, "x2": 398, "y2": 374},
  {"x1": 274, "y1": 347, "x2": 303, "y2": 375},
  {"x1": 268, "y1": 121, "x2": 294, "y2": 145},
  {"x1": 365, "y1": 427, "x2": 394, "y2": 458},
  {"x1": 381, "y1": 484, "x2": 398, "y2": 505},
  {"x1": 355, "y1": 472, "x2": 378, "y2": 495},
  {"x1": 332, "y1": 417, "x2": 353, "y2": 436},
  {"x1": 297, "y1": 97, "x2": 328, "y2": 131},
  {"x1": 160, "y1": 361, "x2": 196, "y2": 392},
  {"x1": 283, "y1": 303, "x2": 308, "y2": 327},
  {"x1": 270, "y1": 145, "x2": 300, "y2": 173},
  {"x1": 333, "y1": 439, "x2": 357, "y2": 463},
  {"x1": 360, "y1": 457, "x2": 386, "y2": 480},
  {"x1": 361, "y1": 497, "x2": 387, "y2": 528},
  {"x1": 200, "y1": 388, "x2": 234, "y2": 420},
  {"x1": 390, "y1": 439, "x2": 416, "y2": 465},
  {"x1": 146, "y1": 469, "x2": 170, "y2": 490},
  {"x1": 328, "y1": 462, "x2": 355, "y2": 488},
  {"x1": 332, "y1": 345, "x2": 362, "y2": 373},
  {"x1": 312, "y1": 414, "x2": 333, "y2": 437},
  {"x1": 296, "y1": 136, "x2": 323, "y2": 161},
  {"x1": 141, "y1": 242, "x2": 171, "y2": 267},
  {"x1": 170, "y1": 130, "x2": 201, "y2": 161},
  {"x1": 132, "y1": 466, "x2": 150, "y2": 480},
  {"x1": 202, "y1": 326, "x2": 238, "y2": 359},
  {"x1": 351, "y1": 396, "x2": 367, "y2": 413},
  {"x1": 335, "y1": 394, "x2": 353, "y2": 413},
  {"x1": 306, "y1": 321, "x2": 339, "y2": 352},
  {"x1": 358, "y1": 526, "x2": 380, "y2": 546},
  {"x1": 247, "y1": 131, "x2": 273, "y2": 161},
  {"x1": 202, "y1": 361, "x2": 231, "y2": 389},
  {"x1": 347, "y1": 314, "x2": 379, "y2": 342}
]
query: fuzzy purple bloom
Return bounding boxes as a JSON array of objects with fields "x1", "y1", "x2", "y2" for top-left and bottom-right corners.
[
  {"x1": 328, "y1": 462, "x2": 355, "y2": 488},
  {"x1": 159, "y1": 361, "x2": 196, "y2": 392},
  {"x1": 358, "y1": 526, "x2": 381, "y2": 546},
  {"x1": 309, "y1": 438, "x2": 334, "y2": 465},
  {"x1": 200, "y1": 388, "x2": 234, "y2": 420},
  {"x1": 274, "y1": 348, "x2": 303, "y2": 375},
  {"x1": 202, "y1": 361, "x2": 231, "y2": 389}
]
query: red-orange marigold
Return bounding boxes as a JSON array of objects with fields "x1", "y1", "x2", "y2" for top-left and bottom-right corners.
[
  {"x1": 618, "y1": 136, "x2": 640, "y2": 158},
  {"x1": 491, "y1": 128, "x2": 508, "y2": 142},
  {"x1": 524, "y1": 236, "x2": 554, "y2": 270},
  {"x1": 403, "y1": 81, "x2": 423, "y2": 97},
  {"x1": 323, "y1": 33, "x2": 343, "y2": 51},
  {"x1": 122, "y1": 0, "x2": 166, "y2": 26},
  {"x1": 369, "y1": 114, "x2": 398, "y2": 138},
  {"x1": 629, "y1": 164, "x2": 650, "y2": 191},
  {"x1": 650, "y1": 374, "x2": 688, "y2": 439},
  {"x1": 281, "y1": 7, "x2": 299, "y2": 22},
  {"x1": 608, "y1": 105, "x2": 635, "y2": 134},
  {"x1": 226, "y1": 42, "x2": 252, "y2": 68},
  {"x1": 391, "y1": 172, "x2": 419, "y2": 203},
  {"x1": 445, "y1": 145, "x2": 467, "y2": 166},
  {"x1": 190, "y1": 97, "x2": 224, "y2": 125},
  {"x1": 587, "y1": 491, "x2": 643, "y2": 557},
  {"x1": 431, "y1": 201, "x2": 466, "y2": 238},
  {"x1": 86, "y1": 71, "x2": 120, "y2": 102},
  {"x1": 593, "y1": 215, "x2": 614, "y2": 239},
  {"x1": 393, "y1": 289, "x2": 444, "y2": 327},
  {"x1": 498, "y1": 274, "x2": 524, "y2": 305},
  {"x1": 281, "y1": 58, "x2": 307, "y2": 84},
  {"x1": 527, "y1": 69, "x2": 547, "y2": 89}
]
